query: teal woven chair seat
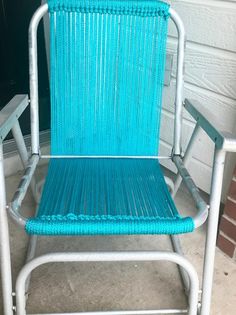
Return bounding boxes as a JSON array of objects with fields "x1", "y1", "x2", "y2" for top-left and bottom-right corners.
[
  {"x1": 25, "y1": 1, "x2": 195, "y2": 236},
  {"x1": 25, "y1": 158, "x2": 194, "y2": 235}
]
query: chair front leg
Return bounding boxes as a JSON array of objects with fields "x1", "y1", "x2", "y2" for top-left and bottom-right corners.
[
  {"x1": 0, "y1": 144, "x2": 14, "y2": 315},
  {"x1": 200, "y1": 148, "x2": 226, "y2": 315}
]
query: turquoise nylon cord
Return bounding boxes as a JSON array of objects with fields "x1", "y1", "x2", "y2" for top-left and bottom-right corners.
[
  {"x1": 49, "y1": 0, "x2": 169, "y2": 155},
  {"x1": 26, "y1": 217, "x2": 194, "y2": 236},
  {"x1": 26, "y1": 159, "x2": 194, "y2": 235},
  {"x1": 26, "y1": 1, "x2": 195, "y2": 235}
]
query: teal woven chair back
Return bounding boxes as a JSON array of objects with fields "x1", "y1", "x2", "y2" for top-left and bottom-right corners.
[{"x1": 48, "y1": 0, "x2": 170, "y2": 156}]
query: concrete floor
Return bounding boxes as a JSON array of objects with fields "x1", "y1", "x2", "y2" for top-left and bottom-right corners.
[{"x1": 1, "y1": 164, "x2": 236, "y2": 315}]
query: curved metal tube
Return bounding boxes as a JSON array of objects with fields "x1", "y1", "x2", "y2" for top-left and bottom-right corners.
[
  {"x1": 16, "y1": 251, "x2": 199, "y2": 315},
  {"x1": 29, "y1": 3, "x2": 48, "y2": 154},
  {"x1": 169, "y1": 8, "x2": 186, "y2": 156},
  {"x1": 7, "y1": 205, "x2": 26, "y2": 228}
]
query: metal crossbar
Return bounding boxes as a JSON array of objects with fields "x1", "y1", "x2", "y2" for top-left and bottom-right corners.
[
  {"x1": 27, "y1": 310, "x2": 188, "y2": 315},
  {"x1": 40, "y1": 155, "x2": 172, "y2": 159}
]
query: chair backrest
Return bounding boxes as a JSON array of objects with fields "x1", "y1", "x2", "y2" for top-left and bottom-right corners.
[{"x1": 48, "y1": 0, "x2": 170, "y2": 156}]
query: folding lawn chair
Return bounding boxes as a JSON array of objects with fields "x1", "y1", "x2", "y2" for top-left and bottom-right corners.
[{"x1": 1, "y1": 1, "x2": 236, "y2": 315}]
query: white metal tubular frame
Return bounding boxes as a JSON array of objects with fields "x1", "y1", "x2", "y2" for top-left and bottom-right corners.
[
  {"x1": 1, "y1": 2, "x2": 235, "y2": 315},
  {"x1": 0, "y1": 5, "x2": 202, "y2": 315}
]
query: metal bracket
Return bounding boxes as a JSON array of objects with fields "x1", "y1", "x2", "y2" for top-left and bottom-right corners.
[
  {"x1": 0, "y1": 95, "x2": 29, "y2": 142},
  {"x1": 173, "y1": 155, "x2": 209, "y2": 228},
  {"x1": 184, "y1": 99, "x2": 236, "y2": 152}
]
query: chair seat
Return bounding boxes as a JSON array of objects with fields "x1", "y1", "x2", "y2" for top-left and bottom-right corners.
[{"x1": 25, "y1": 158, "x2": 194, "y2": 235}]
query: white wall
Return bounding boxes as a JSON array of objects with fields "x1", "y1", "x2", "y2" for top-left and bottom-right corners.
[{"x1": 159, "y1": 0, "x2": 236, "y2": 199}]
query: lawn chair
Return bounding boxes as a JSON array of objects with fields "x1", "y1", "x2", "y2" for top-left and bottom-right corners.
[{"x1": 0, "y1": 1, "x2": 236, "y2": 315}]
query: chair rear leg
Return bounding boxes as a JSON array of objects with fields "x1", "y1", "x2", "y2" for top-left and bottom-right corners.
[
  {"x1": 0, "y1": 144, "x2": 14, "y2": 315},
  {"x1": 170, "y1": 235, "x2": 190, "y2": 294},
  {"x1": 25, "y1": 235, "x2": 38, "y2": 295}
]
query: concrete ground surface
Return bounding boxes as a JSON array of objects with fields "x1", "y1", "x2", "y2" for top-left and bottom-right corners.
[{"x1": 1, "y1": 163, "x2": 236, "y2": 315}]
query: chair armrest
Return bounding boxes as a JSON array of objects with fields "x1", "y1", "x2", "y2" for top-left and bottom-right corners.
[
  {"x1": 0, "y1": 95, "x2": 29, "y2": 142},
  {"x1": 173, "y1": 155, "x2": 209, "y2": 228},
  {"x1": 8, "y1": 154, "x2": 39, "y2": 227},
  {"x1": 184, "y1": 98, "x2": 236, "y2": 152}
]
